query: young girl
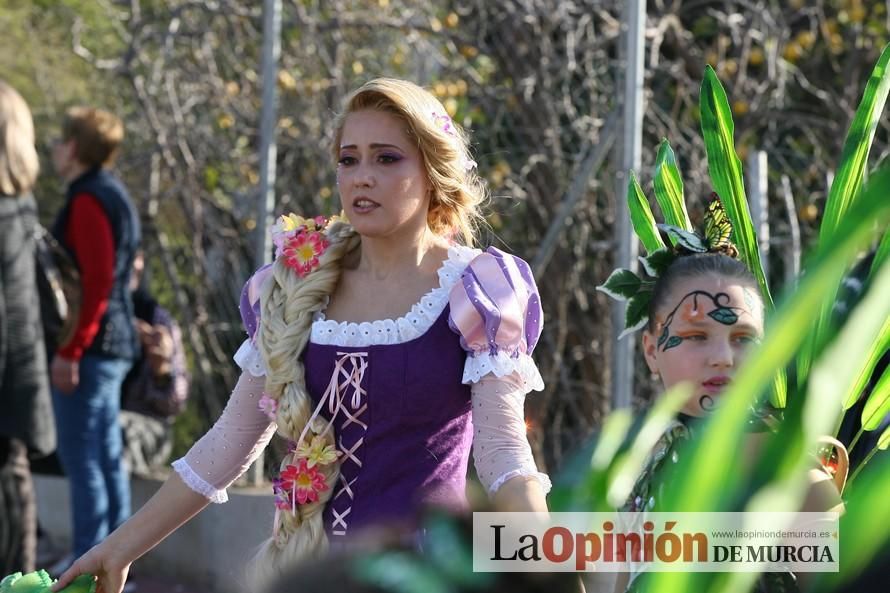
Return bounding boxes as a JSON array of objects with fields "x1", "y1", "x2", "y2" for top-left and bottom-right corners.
[
  {"x1": 53, "y1": 78, "x2": 550, "y2": 593},
  {"x1": 625, "y1": 251, "x2": 766, "y2": 516},
  {"x1": 612, "y1": 250, "x2": 843, "y2": 592}
]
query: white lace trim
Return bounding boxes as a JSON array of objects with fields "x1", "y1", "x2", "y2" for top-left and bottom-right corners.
[
  {"x1": 488, "y1": 468, "x2": 553, "y2": 496},
  {"x1": 310, "y1": 244, "x2": 481, "y2": 346},
  {"x1": 233, "y1": 339, "x2": 266, "y2": 377},
  {"x1": 172, "y1": 458, "x2": 228, "y2": 504},
  {"x1": 463, "y1": 351, "x2": 544, "y2": 393}
]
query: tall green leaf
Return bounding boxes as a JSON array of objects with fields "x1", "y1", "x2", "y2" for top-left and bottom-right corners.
[
  {"x1": 627, "y1": 171, "x2": 666, "y2": 254},
  {"x1": 820, "y1": 43, "x2": 890, "y2": 244},
  {"x1": 699, "y1": 66, "x2": 788, "y2": 406},
  {"x1": 861, "y1": 363, "x2": 890, "y2": 431},
  {"x1": 809, "y1": 260, "x2": 890, "y2": 437},
  {"x1": 700, "y1": 65, "x2": 772, "y2": 307},
  {"x1": 799, "y1": 44, "x2": 890, "y2": 381},
  {"x1": 841, "y1": 317, "x2": 890, "y2": 410},
  {"x1": 652, "y1": 140, "x2": 692, "y2": 231},
  {"x1": 871, "y1": 229, "x2": 890, "y2": 281},
  {"x1": 604, "y1": 384, "x2": 691, "y2": 507},
  {"x1": 881, "y1": 424, "x2": 890, "y2": 449}
]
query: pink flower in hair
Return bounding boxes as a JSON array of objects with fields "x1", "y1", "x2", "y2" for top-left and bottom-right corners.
[
  {"x1": 430, "y1": 111, "x2": 477, "y2": 172},
  {"x1": 258, "y1": 393, "x2": 277, "y2": 420},
  {"x1": 281, "y1": 231, "x2": 330, "y2": 277},
  {"x1": 432, "y1": 111, "x2": 455, "y2": 136},
  {"x1": 277, "y1": 458, "x2": 328, "y2": 506}
]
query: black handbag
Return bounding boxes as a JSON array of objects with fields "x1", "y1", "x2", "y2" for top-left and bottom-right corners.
[{"x1": 33, "y1": 224, "x2": 81, "y2": 352}]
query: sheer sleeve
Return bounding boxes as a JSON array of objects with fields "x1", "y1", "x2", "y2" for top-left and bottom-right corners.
[
  {"x1": 172, "y1": 371, "x2": 276, "y2": 503},
  {"x1": 471, "y1": 372, "x2": 551, "y2": 496},
  {"x1": 448, "y1": 247, "x2": 544, "y2": 393},
  {"x1": 171, "y1": 267, "x2": 278, "y2": 502}
]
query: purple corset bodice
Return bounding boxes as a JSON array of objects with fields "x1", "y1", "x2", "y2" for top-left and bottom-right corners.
[{"x1": 302, "y1": 306, "x2": 472, "y2": 538}]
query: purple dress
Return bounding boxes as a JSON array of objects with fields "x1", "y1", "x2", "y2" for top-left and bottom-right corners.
[
  {"x1": 305, "y1": 306, "x2": 472, "y2": 536},
  {"x1": 236, "y1": 244, "x2": 544, "y2": 539}
]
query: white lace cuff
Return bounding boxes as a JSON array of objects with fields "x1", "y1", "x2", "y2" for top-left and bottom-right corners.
[
  {"x1": 463, "y1": 351, "x2": 544, "y2": 393},
  {"x1": 172, "y1": 458, "x2": 228, "y2": 504},
  {"x1": 234, "y1": 339, "x2": 266, "y2": 377},
  {"x1": 489, "y1": 469, "x2": 553, "y2": 496}
]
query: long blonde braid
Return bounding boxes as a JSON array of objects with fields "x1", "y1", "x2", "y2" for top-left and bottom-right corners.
[{"x1": 248, "y1": 221, "x2": 360, "y2": 588}]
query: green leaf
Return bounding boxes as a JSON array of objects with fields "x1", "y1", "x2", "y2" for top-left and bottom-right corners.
[
  {"x1": 657, "y1": 224, "x2": 707, "y2": 252},
  {"x1": 809, "y1": 259, "x2": 890, "y2": 448},
  {"x1": 821, "y1": 43, "x2": 890, "y2": 246},
  {"x1": 801, "y1": 44, "x2": 890, "y2": 381},
  {"x1": 842, "y1": 317, "x2": 890, "y2": 410},
  {"x1": 639, "y1": 248, "x2": 675, "y2": 278},
  {"x1": 605, "y1": 383, "x2": 693, "y2": 507},
  {"x1": 871, "y1": 229, "x2": 890, "y2": 282},
  {"x1": 596, "y1": 268, "x2": 641, "y2": 301},
  {"x1": 708, "y1": 307, "x2": 739, "y2": 325},
  {"x1": 620, "y1": 292, "x2": 650, "y2": 339},
  {"x1": 880, "y1": 425, "x2": 890, "y2": 450},
  {"x1": 663, "y1": 335, "x2": 683, "y2": 351},
  {"x1": 549, "y1": 409, "x2": 635, "y2": 513},
  {"x1": 652, "y1": 140, "x2": 692, "y2": 230},
  {"x1": 861, "y1": 363, "x2": 890, "y2": 431},
  {"x1": 627, "y1": 171, "x2": 666, "y2": 254},
  {"x1": 700, "y1": 66, "x2": 773, "y2": 308}
]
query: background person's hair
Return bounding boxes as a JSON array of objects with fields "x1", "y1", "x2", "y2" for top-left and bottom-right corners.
[
  {"x1": 0, "y1": 80, "x2": 39, "y2": 196},
  {"x1": 647, "y1": 252, "x2": 760, "y2": 332},
  {"x1": 331, "y1": 77, "x2": 487, "y2": 246},
  {"x1": 61, "y1": 106, "x2": 124, "y2": 168}
]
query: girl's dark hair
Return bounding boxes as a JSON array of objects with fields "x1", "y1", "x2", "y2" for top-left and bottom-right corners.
[{"x1": 648, "y1": 253, "x2": 759, "y2": 331}]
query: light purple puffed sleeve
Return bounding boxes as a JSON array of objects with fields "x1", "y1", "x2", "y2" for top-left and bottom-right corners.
[
  {"x1": 448, "y1": 247, "x2": 544, "y2": 392},
  {"x1": 233, "y1": 264, "x2": 274, "y2": 377}
]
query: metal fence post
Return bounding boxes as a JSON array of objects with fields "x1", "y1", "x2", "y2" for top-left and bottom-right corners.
[{"x1": 611, "y1": 0, "x2": 646, "y2": 411}]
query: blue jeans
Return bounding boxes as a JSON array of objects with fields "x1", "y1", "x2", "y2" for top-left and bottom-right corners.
[{"x1": 52, "y1": 354, "x2": 132, "y2": 556}]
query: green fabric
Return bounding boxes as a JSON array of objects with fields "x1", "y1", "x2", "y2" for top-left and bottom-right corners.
[{"x1": 0, "y1": 571, "x2": 95, "y2": 593}]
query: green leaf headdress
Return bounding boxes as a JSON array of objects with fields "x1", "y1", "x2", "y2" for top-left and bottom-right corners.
[
  {"x1": 597, "y1": 190, "x2": 743, "y2": 338},
  {"x1": 600, "y1": 65, "x2": 786, "y2": 405}
]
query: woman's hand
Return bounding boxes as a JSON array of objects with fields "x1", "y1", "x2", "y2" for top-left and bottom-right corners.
[{"x1": 51, "y1": 543, "x2": 130, "y2": 593}]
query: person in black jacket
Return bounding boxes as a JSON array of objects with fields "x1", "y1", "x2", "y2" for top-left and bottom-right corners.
[{"x1": 0, "y1": 80, "x2": 55, "y2": 574}]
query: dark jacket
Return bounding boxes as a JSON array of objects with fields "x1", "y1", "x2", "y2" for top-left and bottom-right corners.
[
  {"x1": 0, "y1": 193, "x2": 56, "y2": 456},
  {"x1": 52, "y1": 167, "x2": 141, "y2": 360}
]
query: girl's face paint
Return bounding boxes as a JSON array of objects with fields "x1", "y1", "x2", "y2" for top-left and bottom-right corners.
[{"x1": 642, "y1": 275, "x2": 764, "y2": 417}]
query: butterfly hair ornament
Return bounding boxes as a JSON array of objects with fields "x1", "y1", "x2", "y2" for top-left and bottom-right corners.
[
  {"x1": 597, "y1": 192, "x2": 742, "y2": 338},
  {"x1": 657, "y1": 194, "x2": 739, "y2": 259}
]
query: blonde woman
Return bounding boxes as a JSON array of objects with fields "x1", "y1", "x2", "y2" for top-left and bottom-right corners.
[
  {"x1": 55, "y1": 78, "x2": 550, "y2": 593},
  {"x1": 0, "y1": 80, "x2": 54, "y2": 573}
]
